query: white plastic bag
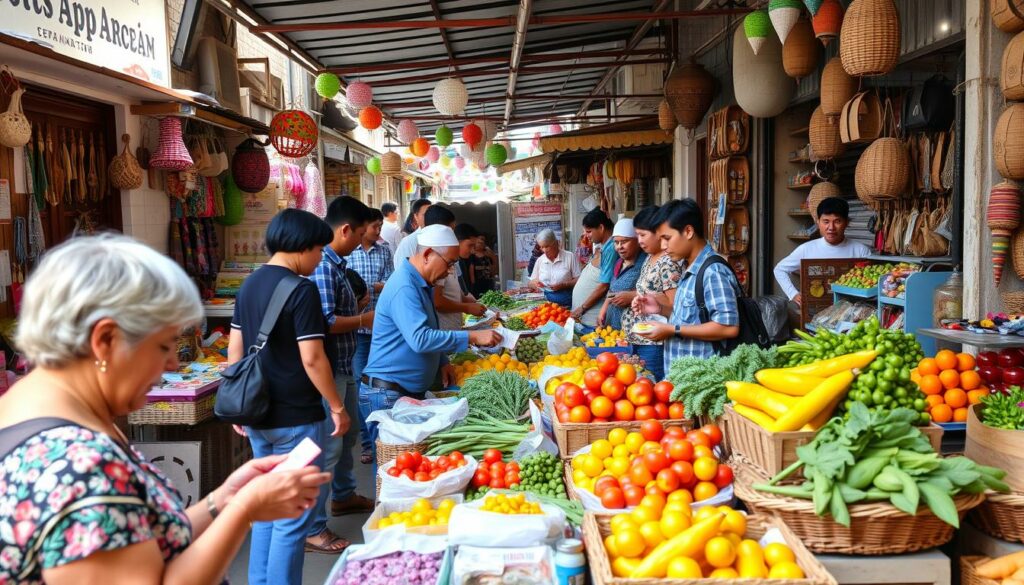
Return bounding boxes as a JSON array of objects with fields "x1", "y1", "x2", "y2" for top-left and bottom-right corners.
[
  {"x1": 545, "y1": 318, "x2": 576, "y2": 356},
  {"x1": 348, "y1": 529, "x2": 447, "y2": 561},
  {"x1": 447, "y1": 490, "x2": 567, "y2": 547},
  {"x1": 512, "y1": 400, "x2": 559, "y2": 460},
  {"x1": 452, "y1": 545, "x2": 556, "y2": 585},
  {"x1": 366, "y1": 396, "x2": 468, "y2": 445},
  {"x1": 378, "y1": 455, "x2": 478, "y2": 500}
]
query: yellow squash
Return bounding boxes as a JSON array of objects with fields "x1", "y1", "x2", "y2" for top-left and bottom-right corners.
[
  {"x1": 788, "y1": 350, "x2": 878, "y2": 377},
  {"x1": 771, "y1": 371, "x2": 854, "y2": 432},
  {"x1": 754, "y1": 370, "x2": 825, "y2": 396},
  {"x1": 630, "y1": 513, "x2": 725, "y2": 578},
  {"x1": 737, "y1": 539, "x2": 769, "y2": 578},
  {"x1": 978, "y1": 551, "x2": 1024, "y2": 579},
  {"x1": 726, "y1": 381, "x2": 798, "y2": 419},
  {"x1": 733, "y1": 403, "x2": 777, "y2": 429}
]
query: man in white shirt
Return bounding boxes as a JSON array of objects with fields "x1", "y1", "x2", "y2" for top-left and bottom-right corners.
[
  {"x1": 394, "y1": 198, "x2": 433, "y2": 268},
  {"x1": 529, "y1": 229, "x2": 581, "y2": 307},
  {"x1": 773, "y1": 197, "x2": 871, "y2": 305},
  {"x1": 379, "y1": 202, "x2": 402, "y2": 255}
]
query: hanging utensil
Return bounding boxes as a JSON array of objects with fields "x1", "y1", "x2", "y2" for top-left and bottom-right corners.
[
  {"x1": 33, "y1": 126, "x2": 49, "y2": 209},
  {"x1": 61, "y1": 128, "x2": 73, "y2": 203},
  {"x1": 49, "y1": 124, "x2": 64, "y2": 204},
  {"x1": 86, "y1": 131, "x2": 98, "y2": 200},
  {"x1": 76, "y1": 130, "x2": 86, "y2": 202}
]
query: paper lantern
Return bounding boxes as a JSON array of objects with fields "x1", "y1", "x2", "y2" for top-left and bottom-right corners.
[
  {"x1": 744, "y1": 10, "x2": 773, "y2": 55},
  {"x1": 219, "y1": 173, "x2": 244, "y2": 226},
  {"x1": 270, "y1": 110, "x2": 318, "y2": 158},
  {"x1": 664, "y1": 60, "x2": 718, "y2": 130},
  {"x1": 381, "y1": 151, "x2": 402, "y2": 175},
  {"x1": 813, "y1": 0, "x2": 844, "y2": 46},
  {"x1": 359, "y1": 106, "x2": 383, "y2": 130},
  {"x1": 150, "y1": 117, "x2": 193, "y2": 171},
  {"x1": 433, "y1": 78, "x2": 468, "y2": 116},
  {"x1": 346, "y1": 81, "x2": 373, "y2": 109},
  {"x1": 436, "y1": 124, "x2": 454, "y2": 147},
  {"x1": 366, "y1": 156, "x2": 381, "y2": 175},
  {"x1": 803, "y1": 0, "x2": 823, "y2": 14},
  {"x1": 440, "y1": 154, "x2": 451, "y2": 168},
  {"x1": 453, "y1": 156, "x2": 466, "y2": 170},
  {"x1": 840, "y1": 0, "x2": 901, "y2": 77},
  {"x1": 411, "y1": 137, "x2": 430, "y2": 158},
  {"x1": 658, "y1": 99, "x2": 677, "y2": 131},
  {"x1": 821, "y1": 57, "x2": 856, "y2": 120},
  {"x1": 769, "y1": 0, "x2": 804, "y2": 44},
  {"x1": 549, "y1": 123, "x2": 563, "y2": 135},
  {"x1": 485, "y1": 143, "x2": 508, "y2": 167},
  {"x1": 315, "y1": 73, "x2": 341, "y2": 99},
  {"x1": 426, "y1": 146, "x2": 440, "y2": 163},
  {"x1": 398, "y1": 120, "x2": 419, "y2": 145},
  {"x1": 733, "y1": 27, "x2": 794, "y2": 118},
  {"x1": 462, "y1": 123, "x2": 483, "y2": 150},
  {"x1": 231, "y1": 138, "x2": 270, "y2": 193}
]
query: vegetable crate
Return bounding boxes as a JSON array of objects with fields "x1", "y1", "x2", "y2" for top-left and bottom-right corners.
[
  {"x1": 732, "y1": 459, "x2": 984, "y2": 555},
  {"x1": 966, "y1": 403, "x2": 1024, "y2": 492},
  {"x1": 550, "y1": 410, "x2": 695, "y2": 460},
  {"x1": 581, "y1": 512, "x2": 838, "y2": 585},
  {"x1": 969, "y1": 490, "x2": 1024, "y2": 543},
  {"x1": 722, "y1": 405, "x2": 943, "y2": 482},
  {"x1": 960, "y1": 556, "x2": 1000, "y2": 585}
]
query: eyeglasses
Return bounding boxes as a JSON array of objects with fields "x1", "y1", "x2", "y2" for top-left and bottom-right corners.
[{"x1": 430, "y1": 249, "x2": 459, "y2": 269}]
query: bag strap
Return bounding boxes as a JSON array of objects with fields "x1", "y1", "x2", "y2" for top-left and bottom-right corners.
[
  {"x1": 251, "y1": 274, "x2": 304, "y2": 353},
  {"x1": 695, "y1": 254, "x2": 739, "y2": 324}
]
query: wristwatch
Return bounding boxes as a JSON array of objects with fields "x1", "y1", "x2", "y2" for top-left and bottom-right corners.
[{"x1": 675, "y1": 325, "x2": 681, "y2": 337}]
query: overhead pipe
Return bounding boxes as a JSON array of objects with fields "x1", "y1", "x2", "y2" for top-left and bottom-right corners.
[
  {"x1": 325, "y1": 48, "x2": 666, "y2": 75},
  {"x1": 368, "y1": 59, "x2": 669, "y2": 86},
  {"x1": 392, "y1": 113, "x2": 656, "y2": 122},
  {"x1": 376, "y1": 93, "x2": 664, "y2": 108},
  {"x1": 504, "y1": 0, "x2": 533, "y2": 127}
]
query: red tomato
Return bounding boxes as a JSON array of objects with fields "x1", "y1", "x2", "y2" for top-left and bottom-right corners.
[
  {"x1": 418, "y1": 459, "x2": 433, "y2": 473},
  {"x1": 656, "y1": 468, "x2": 680, "y2": 493},
  {"x1": 396, "y1": 452, "x2": 415, "y2": 471},
  {"x1": 489, "y1": 461, "x2": 506, "y2": 477},
  {"x1": 615, "y1": 364, "x2": 637, "y2": 386},
  {"x1": 595, "y1": 475, "x2": 621, "y2": 495},
  {"x1": 555, "y1": 382, "x2": 577, "y2": 405},
  {"x1": 613, "y1": 399, "x2": 635, "y2": 421},
  {"x1": 489, "y1": 477, "x2": 505, "y2": 489},
  {"x1": 414, "y1": 471, "x2": 430, "y2": 482},
  {"x1": 505, "y1": 472, "x2": 521, "y2": 486},
  {"x1": 410, "y1": 452, "x2": 423, "y2": 468},
  {"x1": 654, "y1": 381, "x2": 675, "y2": 404},
  {"x1": 584, "y1": 368, "x2": 606, "y2": 392},
  {"x1": 664, "y1": 425, "x2": 687, "y2": 439},
  {"x1": 653, "y1": 403, "x2": 670, "y2": 420},
  {"x1": 473, "y1": 469, "x2": 490, "y2": 487},
  {"x1": 668, "y1": 402, "x2": 686, "y2": 420},
  {"x1": 644, "y1": 483, "x2": 665, "y2": 498},
  {"x1": 569, "y1": 405, "x2": 592, "y2": 423},
  {"x1": 640, "y1": 419, "x2": 664, "y2": 442},
  {"x1": 600, "y1": 487, "x2": 626, "y2": 509},
  {"x1": 401, "y1": 469, "x2": 415, "y2": 480},
  {"x1": 507, "y1": 462, "x2": 520, "y2": 472},
  {"x1": 483, "y1": 449, "x2": 503, "y2": 465},
  {"x1": 561, "y1": 384, "x2": 584, "y2": 408},
  {"x1": 623, "y1": 485, "x2": 645, "y2": 507},
  {"x1": 668, "y1": 439, "x2": 695, "y2": 462},
  {"x1": 714, "y1": 464, "x2": 734, "y2": 488},
  {"x1": 583, "y1": 390, "x2": 598, "y2": 404},
  {"x1": 671, "y1": 461, "x2": 696, "y2": 488},
  {"x1": 590, "y1": 395, "x2": 614, "y2": 418},
  {"x1": 601, "y1": 377, "x2": 626, "y2": 400},
  {"x1": 629, "y1": 464, "x2": 654, "y2": 486},
  {"x1": 387, "y1": 466, "x2": 401, "y2": 477},
  {"x1": 436, "y1": 456, "x2": 451, "y2": 470},
  {"x1": 643, "y1": 451, "x2": 670, "y2": 474},
  {"x1": 687, "y1": 430, "x2": 712, "y2": 449},
  {"x1": 429, "y1": 469, "x2": 442, "y2": 479},
  {"x1": 556, "y1": 406, "x2": 571, "y2": 423},
  {"x1": 701, "y1": 424, "x2": 724, "y2": 447},
  {"x1": 627, "y1": 383, "x2": 654, "y2": 406},
  {"x1": 450, "y1": 451, "x2": 464, "y2": 462},
  {"x1": 635, "y1": 405, "x2": 656, "y2": 420},
  {"x1": 596, "y1": 352, "x2": 620, "y2": 376},
  {"x1": 592, "y1": 417, "x2": 610, "y2": 423}
]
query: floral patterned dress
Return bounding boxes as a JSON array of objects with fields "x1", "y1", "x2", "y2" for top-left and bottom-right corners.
[
  {"x1": 624, "y1": 253, "x2": 684, "y2": 345},
  {"x1": 0, "y1": 420, "x2": 192, "y2": 584}
]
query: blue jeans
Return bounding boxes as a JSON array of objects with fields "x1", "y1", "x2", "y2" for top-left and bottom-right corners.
[
  {"x1": 633, "y1": 344, "x2": 666, "y2": 382},
  {"x1": 352, "y1": 334, "x2": 373, "y2": 453},
  {"x1": 358, "y1": 382, "x2": 402, "y2": 478},
  {"x1": 246, "y1": 421, "x2": 325, "y2": 585},
  {"x1": 309, "y1": 373, "x2": 359, "y2": 537}
]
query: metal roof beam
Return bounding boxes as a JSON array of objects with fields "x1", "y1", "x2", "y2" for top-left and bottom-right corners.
[
  {"x1": 427, "y1": 0, "x2": 460, "y2": 71},
  {"x1": 369, "y1": 59, "x2": 668, "y2": 86},
  {"x1": 375, "y1": 92, "x2": 662, "y2": 108},
  {"x1": 323, "y1": 48, "x2": 666, "y2": 74},
  {"x1": 504, "y1": 0, "x2": 532, "y2": 128}
]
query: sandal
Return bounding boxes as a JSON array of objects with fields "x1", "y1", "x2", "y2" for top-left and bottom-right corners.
[
  {"x1": 360, "y1": 452, "x2": 373, "y2": 464},
  {"x1": 304, "y1": 529, "x2": 349, "y2": 554}
]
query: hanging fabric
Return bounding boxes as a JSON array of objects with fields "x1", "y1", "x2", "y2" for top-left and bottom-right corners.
[
  {"x1": 303, "y1": 161, "x2": 327, "y2": 218},
  {"x1": 27, "y1": 190, "x2": 46, "y2": 263}
]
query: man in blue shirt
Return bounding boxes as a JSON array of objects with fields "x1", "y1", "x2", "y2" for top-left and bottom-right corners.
[
  {"x1": 572, "y1": 209, "x2": 616, "y2": 326},
  {"x1": 633, "y1": 199, "x2": 740, "y2": 371},
  {"x1": 361, "y1": 225, "x2": 501, "y2": 466}
]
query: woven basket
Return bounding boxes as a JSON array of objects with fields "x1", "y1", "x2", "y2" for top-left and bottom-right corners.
[
  {"x1": 109, "y1": 134, "x2": 143, "y2": 190},
  {"x1": 150, "y1": 117, "x2": 193, "y2": 171},
  {"x1": 1002, "y1": 31, "x2": 1024, "y2": 101},
  {"x1": 987, "y1": 181, "x2": 1022, "y2": 230},
  {"x1": 231, "y1": 138, "x2": 269, "y2": 193},
  {"x1": 550, "y1": 403, "x2": 694, "y2": 459},
  {"x1": 381, "y1": 151, "x2": 402, "y2": 175},
  {"x1": 993, "y1": 0, "x2": 1024, "y2": 34},
  {"x1": 856, "y1": 137, "x2": 910, "y2": 202},
  {"x1": 127, "y1": 393, "x2": 216, "y2": 426},
  {"x1": 733, "y1": 460, "x2": 985, "y2": 555},
  {"x1": 995, "y1": 104, "x2": 1024, "y2": 180},
  {"x1": 658, "y1": 99, "x2": 677, "y2": 131},
  {"x1": 840, "y1": 0, "x2": 901, "y2": 77},
  {"x1": 1013, "y1": 228, "x2": 1024, "y2": 279},
  {"x1": 808, "y1": 181, "x2": 842, "y2": 222},
  {"x1": 582, "y1": 512, "x2": 839, "y2": 585},
  {"x1": 0, "y1": 88, "x2": 31, "y2": 148},
  {"x1": 963, "y1": 556, "x2": 1003, "y2": 585},
  {"x1": 270, "y1": 110, "x2": 318, "y2": 158},
  {"x1": 783, "y1": 19, "x2": 820, "y2": 80},
  {"x1": 664, "y1": 60, "x2": 718, "y2": 131},
  {"x1": 808, "y1": 106, "x2": 844, "y2": 161},
  {"x1": 839, "y1": 91, "x2": 883, "y2": 144},
  {"x1": 374, "y1": 439, "x2": 427, "y2": 498},
  {"x1": 970, "y1": 490, "x2": 1024, "y2": 543},
  {"x1": 820, "y1": 58, "x2": 857, "y2": 120}
]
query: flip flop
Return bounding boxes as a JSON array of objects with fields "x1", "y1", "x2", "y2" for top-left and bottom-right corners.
[{"x1": 304, "y1": 530, "x2": 349, "y2": 554}]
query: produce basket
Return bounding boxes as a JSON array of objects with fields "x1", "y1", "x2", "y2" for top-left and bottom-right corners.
[
  {"x1": 966, "y1": 403, "x2": 1024, "y2": 492},
  {"x1": 961, "y1": 556, "x2": 1000, "y2": 585},
  {"x1": 732, "y1": 459, "x2": 984, "y2": 555},
  {"x1": 582, "y1": 512, "x2": 837, "y2": 585},
  {"x1": 549, "y1": 406, "x2": 694, "y2": 459},
  {"x1": 127, "y1": 393, "x2": 216, "y2": 426},
  {"x1": 722, "y1": 405, "x2": 943, "y2": 482},
  {"x1": 969, "y1": 490, "x2": 1024, "y2": 543}
]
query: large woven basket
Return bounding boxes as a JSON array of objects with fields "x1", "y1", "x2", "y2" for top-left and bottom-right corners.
[
  {"x1": 995, "y1": 104, "x2": 1024, "y2": 180},
  {"x1": 970, "y1": 490, "x2": 1024, "y2": 543},
  {"x1": 855, "y1": 137, "x2": 910, "y2": 202},
  {"x1": 1002, "y1": 31, "x2": 1024, "y2": 101},
  {"x1": 839, "y1": 0, "x2": 901, "y2": 77},
  {"x1": 733, "y1": 460, "x2": 985, "y2": 555},
  {"x1": 374, "y1": 439, "x2": 427, "y2": 498},
  {"x1": 808, "y1": 181, "x2": 842, "y2": 222},
  {"x1": 127, "y1": 393, "x2": 216, "y2": 426},
  {"x1": 962, "y1": 556, "x2": 1001, "y2": 585},
  {"x1": 109, "y1": 134, "x2": 143, "y2": 190},
  {"x1": 582, "y1": 512, "x2": 838, "y2": 585},
  {"x1": 809, "y1": 106, "x2": 844, "y2": 161},
  {"x1": 783, "y1": 19, "x2": 820, "y2": 80},
  {"x1": 380, "y1": 151, "x2": 403, "y2": 176},
  {"x1": 821, "y1": 58, "x2": 856, "y2": 119},
  {"x1": 993, "y1": 0, "x2": 1024, "y2": 34}
]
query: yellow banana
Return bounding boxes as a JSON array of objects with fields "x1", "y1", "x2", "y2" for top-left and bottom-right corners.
[
  {"x1": 788, "y1": 350, "x2": 878, "y2": 377},
  {"x1": 726, "y1": 381, "x2": 798, "y2": 419},
  {"x1": 771, "y1": 371, "x2": 854, "y2": 432},
  {"x1": 754, "y1": 370, "x2": 826, "y2": 396}
]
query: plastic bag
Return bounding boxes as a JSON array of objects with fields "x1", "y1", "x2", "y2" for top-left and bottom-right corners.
[
  {"x1": 378, "y1": 455, "x2": 478, "y2": 500},
  {"x1": 753, "y1": 295, "x2": 790, "y2": 345},
  {"x1": 512, "y1": 401, "x2": 559, "y2": 460},
  {"x1": 452, "y1": 545, "x2": 556, "y2": 585},
  {"x1": 447, "y1": 490, "x2": 567, "y2": 547},
  {"x1": 365, "y1": 396, "x2": 468, "y2": 445},
  {"x1": 537, "y1": 365, "x2": 576, "y2": 409},
  {"x1": 546, "y1": 318, "x2": 576, "y2": 356}
]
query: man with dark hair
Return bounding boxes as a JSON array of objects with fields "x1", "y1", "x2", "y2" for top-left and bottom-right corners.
[
  {"x1": 393, "y1": 201, "x2": 449, "y2": 269},
  {"x1": 379, "y1": 202, "x2": 401, "y2": 255},
  {"x1": 571, "y1": 209, "x2": 616, "y2": 328},
  {"x1": 773, "y1": 196, "x2": 870, "y2": 305},
  {"x1": 434, "y1": 219, "x2": 485, "y2": 330},
  {"x1": 307, "y1": 196, "x2": 374, "y2": 553}
]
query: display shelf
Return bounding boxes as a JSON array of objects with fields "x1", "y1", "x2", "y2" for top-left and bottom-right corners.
[
  {"x1": 918, "y1": 328, "x2": 1024, "y2": 349},
  {"x1": 787, "y1": 183, "x2": 814, "y2": 191},
  {"x1": 876, "y1": 271, "x2": 951, "y2": 356},
  {"x1": 879, "y1": 296, "x2": 907, "y2": 307},
  {"x1": 866, "y1": 254, "x2": 953, "y2": 265},
  {"x1": 807, "y1": 321, "x2": 856, "y2": 335},
  {"x1": 832, "y1": 284, "x2": 878, "y2": 299},
  {"x1": 788, "y1": 209, "x2": 813, "y2": 217}
]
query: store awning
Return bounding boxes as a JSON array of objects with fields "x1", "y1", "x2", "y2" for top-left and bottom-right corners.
[
  {"x1": 497, "y1": 153, "x2": 553, "y2": 176},
  {"x1": 321, "y1": 127, "x2": 380, "y2": 165},
  {"x1": 539, "y1": 118, "x2": 671, "y2": 153}
]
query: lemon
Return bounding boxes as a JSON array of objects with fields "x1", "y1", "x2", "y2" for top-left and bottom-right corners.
[
  {"x1": 763, "y1": 543, "x2": 796, "y2": 567},
  {"x1": 705, "y1": 536, "x2": 737, "y2": 568},
  {"x1": 591, "y1": 439, "x2": 613, "y2": 459},
  {"x1": 411, "y1": 498, "x2": 433, "y2": 513},
  {"x1": 666, "y1": 557, "x2": 703, "y2": 579},
  {"x1": 768, "y1": 561, "x2": 805, "y2": 579}
]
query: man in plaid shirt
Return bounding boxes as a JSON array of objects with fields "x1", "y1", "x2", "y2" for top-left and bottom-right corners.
[
  {"x1": 307, "y1": 196, "x2": 375, "y2": 554},
  {"x1": 346, "y1": 207, "x2": 393, "y2": 463}
]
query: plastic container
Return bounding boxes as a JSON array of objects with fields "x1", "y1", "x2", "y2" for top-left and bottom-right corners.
[
  {"x1": 933, "y1": 268, "x2": 963, "y2": 326},
  {"x1": 554, "y1": 538, "x2": 586, "y2": 585}
]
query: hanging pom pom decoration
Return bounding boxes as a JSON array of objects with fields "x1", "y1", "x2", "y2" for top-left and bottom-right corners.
[
  {"x1": 366, "y1": 156, "x2": 382, "y2": 175},
  {"x1": 803, "y1": 0, "x2": 823, "y2": 14},
  {"x1": 432, "y1": 78, "x2": 469, "y2": 116},
  {"x1": 453, "y1": 156, "x2": 466, "y2": 170},
  {"x1": 549, "y1": 123, "x2": 563, "y2": 135},
  {"x1": 744, "y1": 10, "x2": 773, "y2": 55},
  {"x1": 346, "y1": 81, "x2": 373, "y2": 109},
  {"x1": 435, "y1": 124, "x2": 454, "y2": 147},
  {"x1": 485, "y1": 143, "x2": 508, "y2": 167},
  {"x1": 358, "y1": 106, "x2": 383, "y2": 130},
  {"x1": 270, "y1": 110, "x2": 318, "y2": 158},
  {"x1": 315, "y1": 73, "x2": 341, "y2": 99},
  {"x1": 426, "y1": 145, "x2": 441, "y2": 163},
  {"x1": 150, "y1": 117, "x2": 193, "y2": 171},
  {"x1": 440, "y1": 154, "x2": 451, "y2": 168},
  {"x1": 813, "y1": 0, "x2": 844, "y2": 46},
  {"x1": 411, "y1": 137, "x2": 430, "y2": 158},
  {"x1": 769, "y1": 0, "x2": 803, "y2": 44},
  {"x1": 462, "y1": 122, "x2": 483, "y2": 150},
  {"x1": 397, "y1": 119, "x2": 419, "y2": 145},
  {"x1": 231, "y1": 138, "x2": 270, "y2": 193}
]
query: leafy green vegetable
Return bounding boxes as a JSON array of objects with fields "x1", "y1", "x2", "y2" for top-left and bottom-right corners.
[
  {"x1": 980, "y1": 386, "x2": 1024, "y2": 430},
  {"x1": 667, "y1": 344, "x2": 779, "y2": 419}
]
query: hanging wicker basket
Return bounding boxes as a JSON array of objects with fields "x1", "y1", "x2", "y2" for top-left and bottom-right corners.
[
  {"x1": 809, "y1": 105, "x2": 845, "y2": 160},
  {"x1": 231, "y1": 138, "x2": 270, "y2": 193},
  {"x1": 664, "y1": 60, "x2": 718, "y2": 130},
  {"x1": 808, "y1": 181, "x2": 842, "y2": 221},
  {"x1": 657, "y1": 99, "x2": 677, "y2": 131},
  {"x1": 856, "y1": 138, "x2": 910, "y2": 202},
  {"x1": 988, "y1": 181, "x2": 1022, "y2": 231},
  {"x1": 0, "y1": 88, "x2": 31, "y2": 148},
  {"x1": 108, "y1": 134, "x2": 143, "y2": 190},
  {"x1": 840, "y1": 0, "x2": 901, "y2": 77},
  {"x1": 993, "y1": 0, "x2": 1024, "y2": 34},
  {"x1": 821, "y1": 57, "x2": 857, "y2": 120},
  {"x1": 1002, "y1": 31, "x2": 1024, "y2": 100},
  {"x1": 840, "y1": 91, "x2": 883, "y2": 144},
  {"x1": 783, "y1": 19, "x2": 820, "y2": 80},
  {"x1": 1013, "y1": 227, "x2": 1024, "y2": 280},
  {"x1": 995, "y1": 104, "x2": 1024, "y2": 180},
  {"x1": 380, "y1": 151, "x2": 402, "y2": 176}
]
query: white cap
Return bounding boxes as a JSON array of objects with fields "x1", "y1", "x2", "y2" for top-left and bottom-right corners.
[
  {"x1": 417, "y1": 224, "x2": 460, "y2": 247},
  {"x1": 612, "y1": 217, "x2": 636, "y2": 238}
]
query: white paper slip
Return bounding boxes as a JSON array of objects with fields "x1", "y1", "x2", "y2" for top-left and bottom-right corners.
[{"x1": 272, "y1": 437, "x2": 321, "y2": 473}]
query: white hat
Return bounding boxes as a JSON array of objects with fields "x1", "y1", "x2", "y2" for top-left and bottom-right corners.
[
  {"x1": 613, "y1": 217, "x2": 636, "y2": 238},
  {"x1": 417, "y1": 224, "x2": 460, "y2": 247}
]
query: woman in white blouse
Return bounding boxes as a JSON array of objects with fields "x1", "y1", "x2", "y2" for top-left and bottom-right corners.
[{"x1": 528, "y1": 229, "x2": 580, "y2": 307}]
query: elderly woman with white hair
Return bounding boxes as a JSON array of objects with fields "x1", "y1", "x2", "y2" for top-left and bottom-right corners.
[
  {"x1": 597, "y1": 217, "x2": 648, "y2": 332},
  {"x1": 528, "y1": 228, "x2": 581, "y2": 307},
  {"x1": 0, "y1": 235, "x2": 328, "y2": 585}
]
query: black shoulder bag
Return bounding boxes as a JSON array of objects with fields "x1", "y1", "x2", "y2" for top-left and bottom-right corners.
[
  {"x1": 215, "y1": 275, "x2": 303, "y2": 425},
  {"x1": 695, "y1": 255, "x2": 772, "y2": 355}
]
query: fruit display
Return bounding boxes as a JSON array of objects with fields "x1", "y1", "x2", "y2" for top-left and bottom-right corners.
[
  {"x1": 569, "y1": 420, "x2": 732, "y2": 509},
  {"x1": 373, "y1": 497, "x2": 457, "y2": 530},
  {"x1": 530, "y1": 347, "x2": 596, "y2": 380},
  {"x1": 729, "y1": 368, "x2": 855, "y2": 432},
  {"x1": 479, "y1": 290, "x2": 519, "y2": 310},
  {"x1": 582, "y1": 327, "x2": 628, "y2": 348},
  {"x1": 974, "y1": 550, "x2": 1024, "y2": 583},
  {"x1": 553, "y1": 353, "x2": 685, "y2": 423},
  {"x1": 913, "y1": 350, "x2": 989, "y2": 423},
  {"x1": 980, "y1": 386, "x2": 1024, "y2": 430},
  {"x1": 602, "y1": 504, "x2": 804, "y2": 579},
  {"x1": 834, "y1": 262, "x2": 917, "y2": 289},
  {"x1": 451, "y1": 352, "x2": 529, "y2": 385},
  {"x1": 780, "y1": 317, "x2": 924, "y2": 367},
  {"x1": 479, "y1": 492, "x2": 544, "y2": 515},
  {"x1": 468, "y1": 449, "x2": 521, "y2": 494},
  {"x1": 974, "y1": 348, "x2": 1024, "y2": 394},
  {"x1": 518, "y1": 302, "x2": 571, "y2": 328},
  {"x1": 329, "y1": 550, "x2": 445, "y2": 585},
  {"x1": 513, "y1": 336, "x2": 547, "y2": 363},
  {"x1": 667, "y1": 344, "x2": 779, "y2": 419},
  {"x1": 755, "y1": 404, "x2": 1008, "y2": 527},
  {"x1": 385, "y1": 451, "x2": 470, "y2": 481}
]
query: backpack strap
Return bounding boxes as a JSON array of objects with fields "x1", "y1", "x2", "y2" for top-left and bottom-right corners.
[
  {"x1": 694, "y1": 254, "x2": 737, "y2": 325},
  {"x1": 251, "y1": 274, "x2": 304, "y2": 353}
]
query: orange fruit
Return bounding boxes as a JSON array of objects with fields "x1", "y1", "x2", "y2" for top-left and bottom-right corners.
[
  {"x1": 615, "y1": 530, "x2": 646, "y2": 558},
  {"x1": 919, "y1": 375, "x2": 943, "y2": 396},
  {"x1": 944, "y1": 388, "x2": 968, "y2": 408},
  {"x1": 968, "y1": 389, "x2": 990, "y2": 405},
  {"x1": 918, "y1": 358, "x2": 940, "y2": 376},
  {"x1": 693, "y1": 481, "x2": 719, "y2": 501},
  {"x1": 960, "y1": 370, "x2": 981, "y2": 391},
  {"x1": 931, "y1": 403, "x2": 953, "y2": 423},
  {"x1": 910, "y1": 369, "x2": 922, "y2": 383},
  {"x1": 954, "y1": 407, "x2": 969, "y2": 422},
  {"x1": 939, "y1": 370, "x2": 961, "y2": 391},
  {"x1": 957, "y1": 353, "x2": 977, "y2": 372},
  {"x1": 926, "y1": 395, "x2": 945, "y2": 408},
  {"x1": 935, "y1": 350, "x2": 959, "y2": 372}
]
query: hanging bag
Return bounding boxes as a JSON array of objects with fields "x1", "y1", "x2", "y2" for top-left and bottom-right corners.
[
  {"x1": 109, "y1": 134, "x2": 143, "y2": 190},
  {"x1": 0, "y1": 87, "x2": 32, "y2": 149},
  {"x1": 903, "y1": 75, "x2": 956, "y2": 131}
]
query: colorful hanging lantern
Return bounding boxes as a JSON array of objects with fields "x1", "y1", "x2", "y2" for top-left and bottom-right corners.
[
  {"x1": 549, "y1": 123, "x2": 563, "y2": 135},
  {"x1": 769, "y1": 0, "x2": 803, "y2": 45},
  {"x1": 453, "y1": 156, "x2": 466, "y2": 170},
  {"x1": 150, "y1": 117, "x2": 193, "y2": 171},
  {"x1": 664, "y1": 60, "x2": 718, "y2": 130},
  {"x1": 803, "y1": 0, "x2": 823, "y2": 14},
  {"x1": 346, "y1": 81, "x2": 374, "y2": 109},
  {"x1": 989, "y1": 179, "x2": 1021, "y2": 286},
  {"x1": 270, "y1": 109, "x2": 318, "y2": 158},
  {"x1": 397, "y1": 120, "x2": 419, "y2": 145},
  {"x1": 365, "y1": 156, "x2": 382, "y2": 175},
  {"x1": 485, "y1": 143, "x2": 508, "y2": 167},
  {"x1": 231, "y1": 138, "x2": 270, "y2": 193},
  {"x1": 439, "y1": 154, "x2": 451, "y2": 168},
  {"x1": 435, "y1": 125, "x2": 454, "y2": 147},
  {"x1": 315, "y1": 73, "x2": 341, "y2": 99},
  {"x1": 411, "y1": 137, "x2": 430, "y2": 158},
  {"x1": 218, "y1": 173, "x2": 244, "y2": 226},
  {"x1": 743, "y1": 10, "x2": 773, "y2": 55},
  {"x1": 733, "y1": 26, "x2": 794, "y2": 118},
  {"x1": 813, "y1": 0, "x2": 844, "y2": 46},
  {"x1": 432, "y1": 78, "x2": 468, "y2": 116},
  {"x1": 426, "y1": 145, "x2": 441, "y2": 163},
  {"x1": 462, "y1": 123, "x2": 483, "y2": 150},
  {"x1": 358, "y1": 106, "x2": 383, "y2": 130}
]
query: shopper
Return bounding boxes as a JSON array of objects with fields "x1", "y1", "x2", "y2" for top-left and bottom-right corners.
[
  {"x1": 633, "y1": 199, "x2": 740, "y2": 368},
  {"x1": 622, "y1": 206, "x2": 683, "y2": 382},
  {"x1": 361, "y1": 225, "x2": 502, "y2": 468},
  {"x1": 528, "y1": 228, "x2": 580, "y2": 307},
  {"x1": 598, "y1": 218, "x2": 648, "y2": 332},
  {"x1": 347, "y1": 207, "x2": 394, "y2": 464},
  {"x1": 0, "y1": 234, "x2": 327, "y2": 585},
  {"x1": 428, "y1": 210, "x2": 485, "y2": 330},
  {"x1": 379, "y1": 202, "x2": 402, "y2": 255},
  {"x1": 773, "y1": 197, "x2": 871, "y2": 305},
  {"x1": 469, "y1": 234, "x2": 498, "y2": 297},
  {"x1": 307, "y1": 196, "x2": 376, "y2": 555},
  {"x1": 394, "y1": 198, "x2": 433, "y2": 267},
  {"x1": 571, "y1": 209, "x2": 616, "y2": 330}
]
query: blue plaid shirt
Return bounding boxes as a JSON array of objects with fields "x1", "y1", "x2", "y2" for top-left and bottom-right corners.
[
  {"x1": 346, "y1": 242, "x2": 394, "y2": 334},
  {"x1": 310, "y1": 246, "x2": 358, "y2": 375},
  {"x1": 664, "y1": 245, "x2": 739, "y2": 365}
]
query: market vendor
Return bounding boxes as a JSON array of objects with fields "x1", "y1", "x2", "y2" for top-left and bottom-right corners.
[
  {"x1": 773, "y1": 197, "x2": 871, "y2": 305},
  {"x1": 360, "y1": 225, "x2": 502, "y2": 466},
  {"x1": 528, "y1": 228, "x2": 581, "y2": 307},
  {"x1": 598, "y1": 218, "x2": 647, "y2": 331},
  {"x1": 571, "y1": 209, "x2": 616, "y2": 330}
]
